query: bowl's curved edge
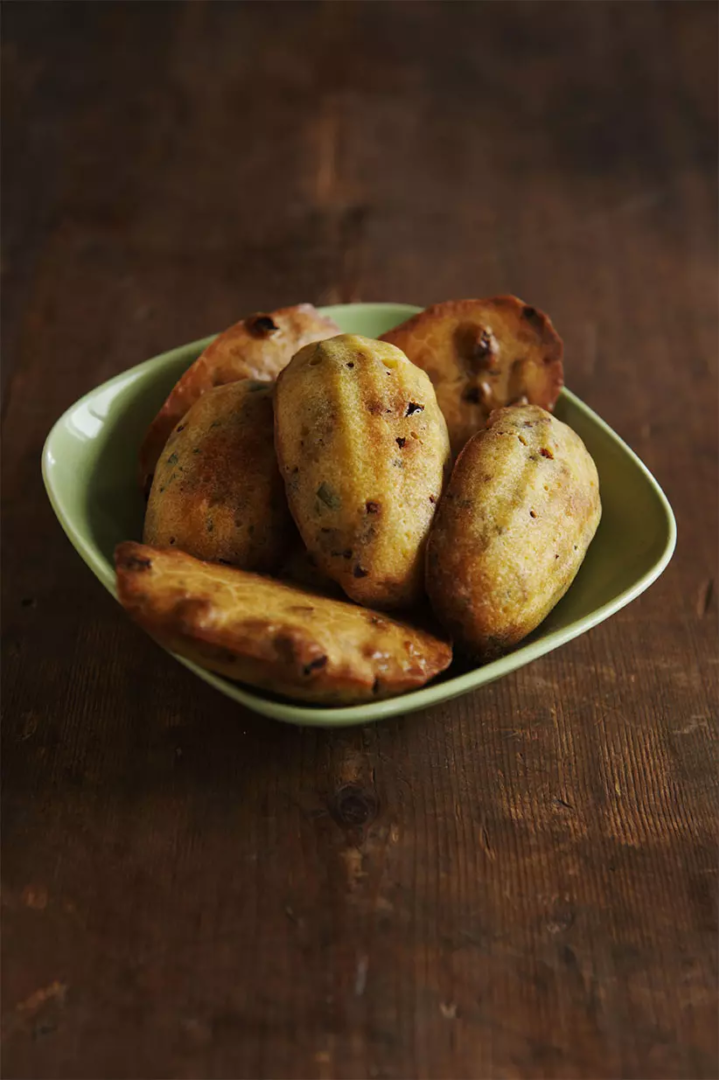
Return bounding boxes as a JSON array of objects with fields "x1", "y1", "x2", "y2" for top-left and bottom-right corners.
[{"x1": 41, "y1": 304, "x2": 677, "y2": 728}]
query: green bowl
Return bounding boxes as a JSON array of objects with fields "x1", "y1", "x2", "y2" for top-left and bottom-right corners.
[{"x1": 42, "y1": 303, "x2": 676, "y2": 727}]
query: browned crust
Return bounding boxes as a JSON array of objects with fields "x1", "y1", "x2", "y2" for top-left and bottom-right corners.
[
  {"x1": 142, "y1": 380, "x2": 297, "y2": 573},
  {"x1": 425, "y1": 405, "x2": 601, "y2": 660},
  {"x1": 115, "y1": 542, "x2": 452, "y2": 705},
  {"x1": 139, "y1": 304, "x2": 339, "y2": 495},
  {"x1": 273, "y1": 334, "x2": 450, "y2": 612},
  {"x1": 381, "y1": 296, "x2": 564, "y2": 456}
]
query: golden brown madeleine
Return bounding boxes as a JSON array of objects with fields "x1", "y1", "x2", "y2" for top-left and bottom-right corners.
[
  {"x1": 381, "y1": 297, "x2": 563, "y2": 457},
  {"x1": 115, "y1": 542, "x2": 452, "y2": 705},
  {"x1": 143, "y1": 380, "x2": 296, "y2": 573},
  {"x1": 140, "y1": 303, "x2": 339, "y2": 493},
  {"x1": 274, "y1": 334, "x2": 451, "y2": 611},
  {"x1": 426, "y1": 405, "x2": 601, "y2": 659}
]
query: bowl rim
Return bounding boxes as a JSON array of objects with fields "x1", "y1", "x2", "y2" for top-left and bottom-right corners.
[{"x1": 42, "y1": 303, "x2": 677, "y2": 727}]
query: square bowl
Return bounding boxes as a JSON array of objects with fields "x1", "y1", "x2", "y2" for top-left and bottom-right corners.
[{"x1": 43, "y1": 303, "x2": 676, "y2": 727}]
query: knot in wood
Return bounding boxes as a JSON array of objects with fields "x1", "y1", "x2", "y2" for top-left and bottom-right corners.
[{"x1": 330, "y1": 784, "x2": 378, "y2": 827}]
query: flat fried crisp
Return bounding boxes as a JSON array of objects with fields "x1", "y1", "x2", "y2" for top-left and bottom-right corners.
[
  {"x1": 115, "y1": 542, "x2": 452, "y2": 705},
  {"x1": 140, "y1": 303, "x2": 339, "y2": 493},
  {"x1": 143, "y1": 380, "x2": 296, "y2": 573},
  {"x1": 381, "y1": 297, "x2": 563, "y2": 456}
]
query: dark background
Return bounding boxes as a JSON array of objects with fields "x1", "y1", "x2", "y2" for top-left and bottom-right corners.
[{"x1": 2, "y1": 3, "x2": 717, "y2": 1078}]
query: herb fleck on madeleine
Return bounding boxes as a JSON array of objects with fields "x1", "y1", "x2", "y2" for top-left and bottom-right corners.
[
  {"x1": 426, "y1": 405, "x2": 601, "y2": 658},
  {"x1": 275, "y1": 334, "x2": 451, "y2": 610}
]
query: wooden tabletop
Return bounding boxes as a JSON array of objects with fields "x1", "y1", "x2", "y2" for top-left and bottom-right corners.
[{"x1": 3, "y1": 3, "x2": 717, "y2": 1078}]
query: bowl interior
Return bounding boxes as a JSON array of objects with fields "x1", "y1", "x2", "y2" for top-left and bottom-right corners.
[{"x1": 43, "y1": 303, "x2": 676, "y2": 726}]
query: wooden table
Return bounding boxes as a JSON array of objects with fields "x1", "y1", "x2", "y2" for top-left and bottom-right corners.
[{"x1": 3, "y1": 4, "x2": 717, "y2": 1078}]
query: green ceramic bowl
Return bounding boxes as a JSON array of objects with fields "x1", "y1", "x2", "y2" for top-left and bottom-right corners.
[{"x1": 43, "y1": 303, "x2": 676, "y2": 727}]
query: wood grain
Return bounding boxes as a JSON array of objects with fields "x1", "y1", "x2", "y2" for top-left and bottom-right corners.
[{"x1": 2, "y1": 3, "x2": 717, "y2": 1078}]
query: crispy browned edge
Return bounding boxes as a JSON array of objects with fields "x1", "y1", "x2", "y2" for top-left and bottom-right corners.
[
  {"x1": 139, "y1": 303, "x2": 339, "y2": 495},
  {"x1": 381, "y1": 295, "x2": 564, "y2": 407},
  {"x1": 114, "y1": 541, "x2": 453, "y2": 704}
]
